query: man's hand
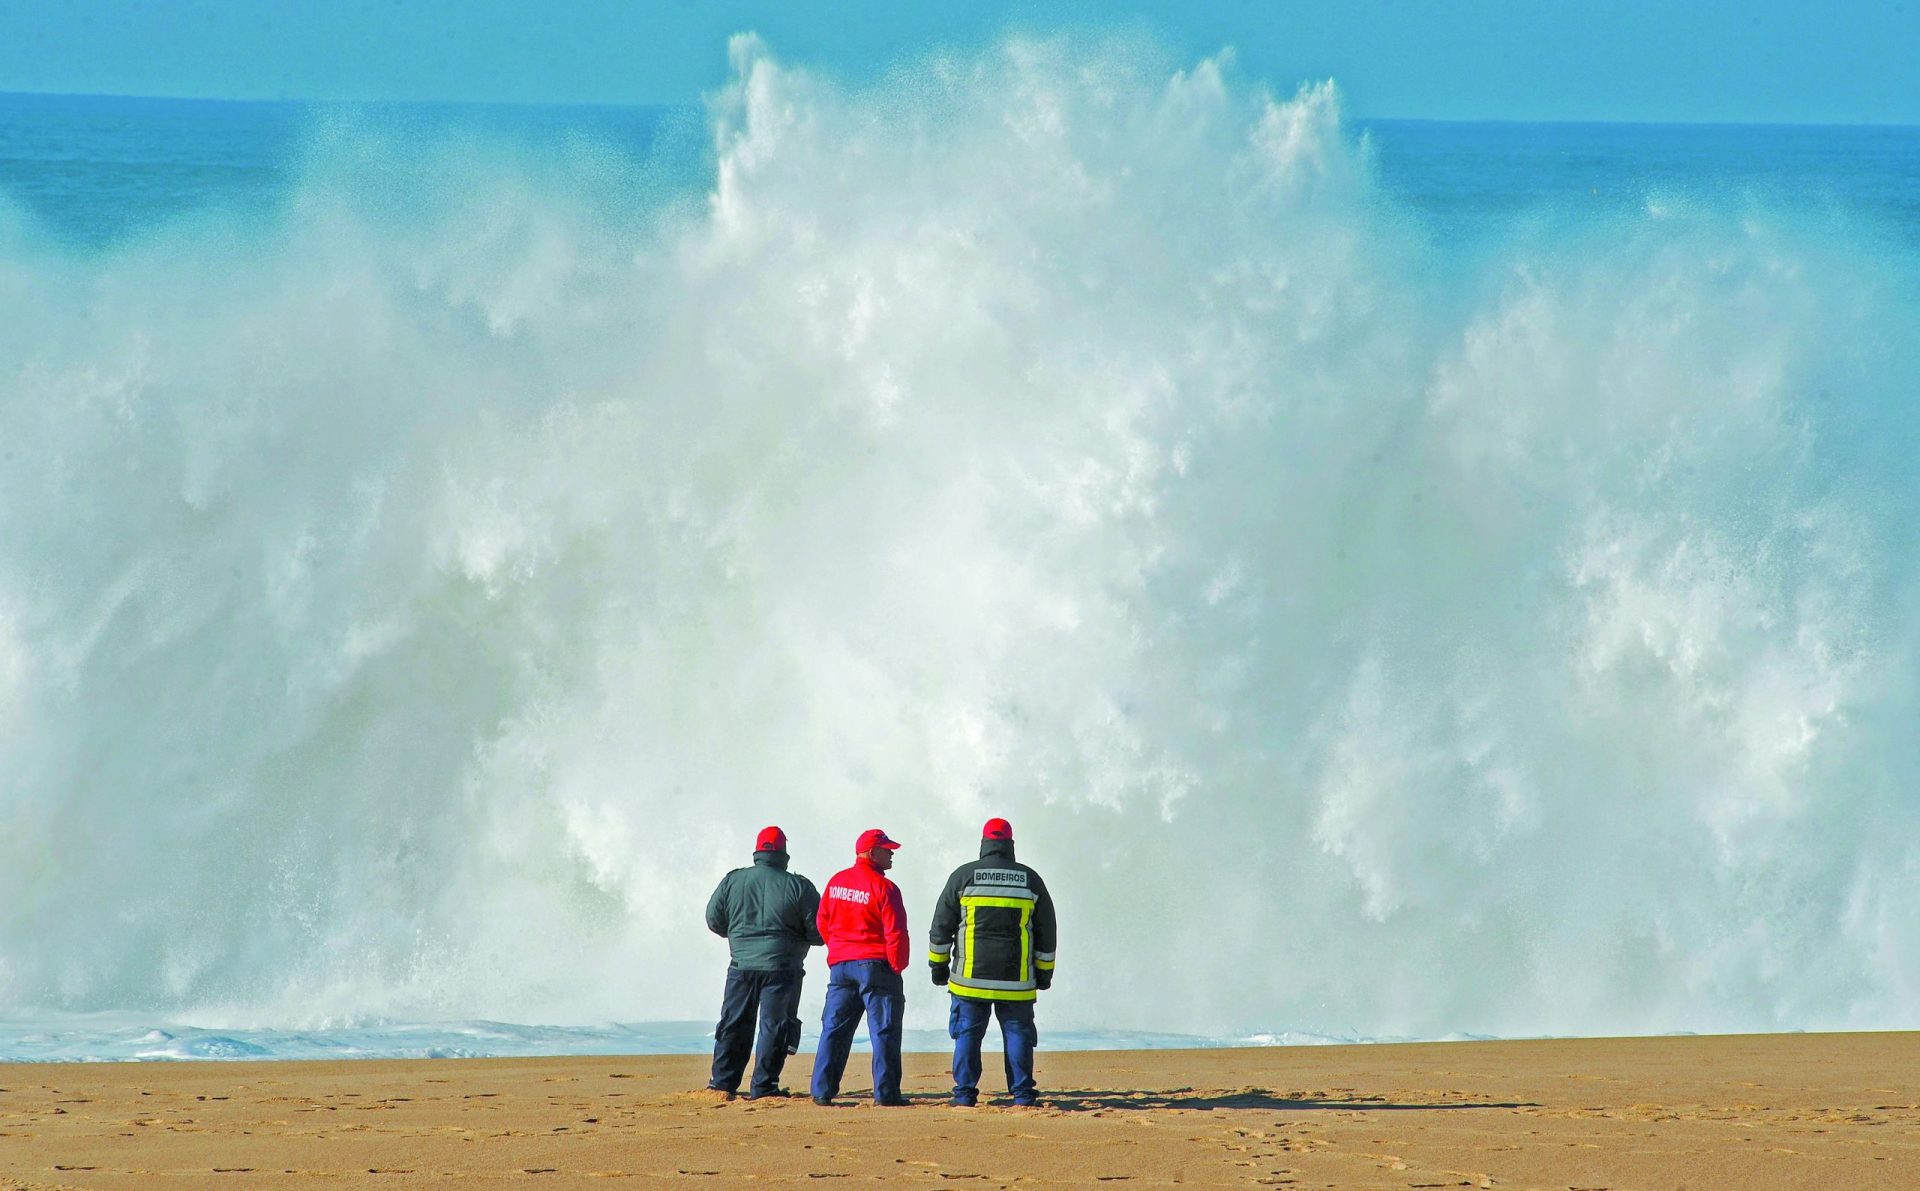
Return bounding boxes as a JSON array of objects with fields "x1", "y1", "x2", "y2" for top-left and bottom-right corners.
[
  {"x1": 931, "y1": 962, "x2": 949, "y2": 986},
  {"x1": 1035, "y1": 968, "x2": 1052, "y2": 991}
]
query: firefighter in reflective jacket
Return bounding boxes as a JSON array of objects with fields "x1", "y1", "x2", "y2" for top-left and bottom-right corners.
[{"x1": 928, "y1": 817, "x2": 1056, "y2": 1106}]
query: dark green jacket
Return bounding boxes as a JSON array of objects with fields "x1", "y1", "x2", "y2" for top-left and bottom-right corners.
[
  {"x1": 928, "y1": 840, "x2": 1057, "y2": 1001},
  {"x1": 706, "y1": 852, "x2": 824, "y2": 971}
]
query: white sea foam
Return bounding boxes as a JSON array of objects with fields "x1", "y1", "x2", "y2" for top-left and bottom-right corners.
[
  {"x1": 0, "y1": 1014, "x2": 1339, "y2": 1062},
  {"x1": 0, "y1": 37, "x2": 1916, "y2": 1046}
]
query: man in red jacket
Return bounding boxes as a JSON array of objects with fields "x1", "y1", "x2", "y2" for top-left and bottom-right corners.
[{"x1": 809, "y1": 828, "x2": 910, "y2": 1106}]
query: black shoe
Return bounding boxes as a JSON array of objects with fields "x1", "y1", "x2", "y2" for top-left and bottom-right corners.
[
  {"x1": 1011, "y1": 1097, "x2": 1039, "y2": 1107},
  {"x1": 949, "y1": 1096, "x2": 977, "y2": 1108},
  {"x1": 747, "y1": 1088, "x2": 792, "y2": 1101},
  {"x1": 875, "y1": 1095, "x2": 911, "y2": 1107},
  {"x1": 810, "y1": 1095, "x2": 834, "y2": 1106}
]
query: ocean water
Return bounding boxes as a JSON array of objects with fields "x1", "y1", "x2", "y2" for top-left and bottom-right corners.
[
  {"x1": 0, "y1": 1012, "x2": 1375, "y2": 1063},
  {"x1": 1, "y1": 38, "x2": 1918, "y2": 1062}
]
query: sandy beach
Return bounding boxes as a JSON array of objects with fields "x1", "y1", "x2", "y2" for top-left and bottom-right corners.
[{"x1": 0, "y1": 1031, "x2": 1913, "y2": 1188}]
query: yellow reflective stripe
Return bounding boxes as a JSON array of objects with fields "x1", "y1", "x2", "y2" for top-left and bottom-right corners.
[
  {"x1": 959, "y1": 895, "x2": 1036, "y2": 981},
  {"x1": 962, "y1": 896, "x2": 1034, "y2": 910},
  {"x1": 1034, "y1": 958, "x2": 1055, "y2": 971},
  {"x1": 948, "y1": 981, "x2": 1038, "y2": 1002},
  {"x1": 1019, "y1": 904, "x2": 1032, "y2": 982},
  {"x1": 927, "y1": 949, "x2": 950, "y2": 964}
]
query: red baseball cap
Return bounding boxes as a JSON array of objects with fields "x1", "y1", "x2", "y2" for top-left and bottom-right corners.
[
  {"x1": 755, "y1": 826, "x2": 787, "y2": 852},
  {"x1": 855, "y1": 828, "x2": 902, "y2": 853},
  {"x1": 982, "y1": 817, "x2": 1013, "y2": 841}
]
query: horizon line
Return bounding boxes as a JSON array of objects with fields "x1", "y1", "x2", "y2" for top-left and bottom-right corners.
[{"x1": 2, "y1": 87, "x2": 1915, "y2": 132}]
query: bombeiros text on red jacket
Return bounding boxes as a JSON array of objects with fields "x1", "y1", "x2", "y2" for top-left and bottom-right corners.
[{"x1": 816, "y1": 856, "x2": 909, "y2": 971}]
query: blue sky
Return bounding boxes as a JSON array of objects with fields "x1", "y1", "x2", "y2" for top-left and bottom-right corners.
[{"x1": 2, "y1": 0, "x2": 1916, "y2": 124}]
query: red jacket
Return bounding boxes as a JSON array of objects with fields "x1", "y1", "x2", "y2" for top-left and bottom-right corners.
[{"x1": 816, "y1": 856, "x2": 910, "y2": 972}]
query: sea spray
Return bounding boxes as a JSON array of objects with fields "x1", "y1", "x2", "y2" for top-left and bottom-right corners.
[{"x1": 0, "y1": 36, "x2": 1916, "y2": 1042}]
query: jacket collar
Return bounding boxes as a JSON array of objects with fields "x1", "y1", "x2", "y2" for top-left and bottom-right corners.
[
  {"x1": 753, "y1": 850, "x2": 789, "y2": 870},
  {"x1": 978, "y1": 839, "x2": 1016, "y2": 863}
]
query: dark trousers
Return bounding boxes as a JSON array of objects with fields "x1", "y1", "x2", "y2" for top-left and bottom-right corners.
[
  {"x1": 710, "y1": 966, "x2": 802, "y2": 1096},
  {"x1": 949, "y1": 994, "x2": 1037, "y2": 1103},
  {"x1": 809, "y1": 960, "x2": 905, "y2": 1103}
]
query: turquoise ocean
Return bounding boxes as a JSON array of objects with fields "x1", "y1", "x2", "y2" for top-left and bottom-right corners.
[{"x1": 2, "y1": 42, "x2": 1918, "y2": 1061}]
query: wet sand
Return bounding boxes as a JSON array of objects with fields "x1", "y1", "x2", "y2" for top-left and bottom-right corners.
[{"x1": 1, "y1": 1031, "x2": 1914, "y2": 1188}]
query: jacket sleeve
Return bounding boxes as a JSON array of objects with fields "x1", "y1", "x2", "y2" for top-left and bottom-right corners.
[
  {"x1": 881, "y1": 882, "x2": 910, "y2": 973},
  {"x1": 1031, "y1": 870, "x2": 1057, "y2": 985},
  {"x1": 928, "y1": 868, "x2": 961, "y2": 969},
  {"x1": 799, "y1": 878, "x2": 824, "y2": 948},
  {"x1": 705, "y1": 873, "x2": 732, "y2": 938}
]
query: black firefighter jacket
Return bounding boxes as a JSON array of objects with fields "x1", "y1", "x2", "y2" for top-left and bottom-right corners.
[{"x1": 928, "y1": 839, "x2": 1057, "y2": 1001}]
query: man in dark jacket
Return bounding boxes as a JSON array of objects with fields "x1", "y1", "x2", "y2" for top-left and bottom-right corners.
[
  {"x1": 928, "y1": 817, "x2": 1056, "y2": 1107},
  {"x1": 705, "y1": 825, "x2": 823, "y2": 1099}
]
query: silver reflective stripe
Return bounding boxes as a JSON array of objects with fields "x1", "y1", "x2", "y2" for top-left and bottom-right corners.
[
  {"x1": 960, "y1": 884, "x2": 1037, "y2": 902},
  {"x1": 1033, "y1": 950, "x2": 1055, "y2": 963},
  {"x1": 929, "y1": 944, "x2": 952, "y2": 958},
  {"x1": 949, "y1": 973, "x2": 1036, "y2": 991}
]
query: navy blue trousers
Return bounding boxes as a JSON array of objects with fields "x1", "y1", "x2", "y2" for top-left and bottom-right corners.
[
  {"x1": 949, "y1": 994, "x2": 1037, "y2": 1103},
  {"x1": 809, "y1": 960, "x2": 905, "y2": 1103},
  {"x1": 709, "y1": 966, "x2": 802, "y2": 1096}
]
